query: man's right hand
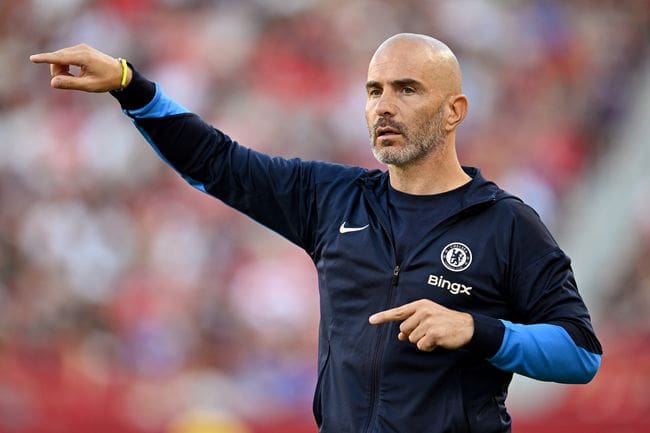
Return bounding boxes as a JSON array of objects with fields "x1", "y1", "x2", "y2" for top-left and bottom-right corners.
[{"x1": 30, "y1": 44, "x2": 132, "y2": 93}]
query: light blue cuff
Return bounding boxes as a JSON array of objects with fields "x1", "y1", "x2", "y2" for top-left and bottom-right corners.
[
  {"x1": 489, "y1": 320, "x2": 601, "y2": 384},
  {"x1": 125, "y1": 83, "x2": 190, "y2": 119},
  {"x1": 124, "y1": 84, "x2": 206, "y2": 193}
]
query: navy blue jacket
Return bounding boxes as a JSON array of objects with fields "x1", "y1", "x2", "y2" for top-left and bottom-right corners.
[{"x1": 112, "y1": 70, "x2": 602, "y2": 433}]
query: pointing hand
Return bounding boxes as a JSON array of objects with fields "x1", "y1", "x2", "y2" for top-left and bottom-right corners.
[
  {"x1": 369, "y1": 299, "x2": 474, "y2": 352},
  {"x1": 30, "y1": 43, "x2": 132, "y2": 93}
]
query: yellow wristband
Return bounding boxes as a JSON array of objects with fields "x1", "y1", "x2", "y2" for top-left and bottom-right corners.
[{"x1": 117, "y1": 57, "x2": 128, "y2": 90}]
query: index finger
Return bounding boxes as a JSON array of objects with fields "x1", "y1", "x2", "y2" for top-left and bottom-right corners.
[
  {"x1": 30, "y1": 49, "x2": 84, "y2": 66},
  {"x1": 369, "y1": 303, "x2": 417, "y2": 325}
]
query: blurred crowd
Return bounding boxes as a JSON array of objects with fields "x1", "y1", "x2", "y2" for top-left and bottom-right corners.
[{"x1": 0, "y1": 0, "x2": 649, "y2": 432}]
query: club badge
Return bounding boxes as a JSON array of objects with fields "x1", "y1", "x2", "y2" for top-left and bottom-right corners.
[{"x1": 441, "y1": 242, "x2": 472, "y2": 272}]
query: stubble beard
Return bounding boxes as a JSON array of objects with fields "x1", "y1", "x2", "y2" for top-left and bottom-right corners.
[{"x1": 370, "y1": 106, "x2": 446, "y2": 167}]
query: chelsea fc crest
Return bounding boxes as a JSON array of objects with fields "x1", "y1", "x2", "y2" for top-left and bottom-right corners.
[{"x1": 441, "y1": 242, "x2": 472, "y2": 272}]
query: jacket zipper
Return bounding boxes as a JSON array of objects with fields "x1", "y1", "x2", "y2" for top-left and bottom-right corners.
[
  {"x1": 360, "y1": 185, "x2": 400, "y2": 433},
  {"x1": 363, "y1": 264, "x2": 400, "y2": 433}
]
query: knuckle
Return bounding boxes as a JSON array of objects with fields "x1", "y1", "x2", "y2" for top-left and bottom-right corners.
[
  {"x1": 417, "y1": 340, "x2": 431, "y2": 351},
  {"x1": 427, "y1": 328, "x2": 441, "y2": 340},
  {"x1": 415, "y1": 309, "x2": 429, "y2": 320},
  {"x1": 423, "y1": 317, "x2": 436, "y2": 327}
]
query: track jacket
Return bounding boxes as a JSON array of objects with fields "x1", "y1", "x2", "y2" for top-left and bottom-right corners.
[{"x1": 111, "y1": 69, "x2": 602, "y2": 433}]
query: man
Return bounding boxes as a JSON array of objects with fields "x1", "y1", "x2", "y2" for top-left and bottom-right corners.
[{"x1": 31, "y1": 34, "x2": 602, "y2": 433}]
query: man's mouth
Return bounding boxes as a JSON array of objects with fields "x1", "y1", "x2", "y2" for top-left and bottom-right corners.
[
  {"x1": 375, "y1": 126, "x2": 401, "y2": 137},
  {"x1": 375, "y1": 126, "x2": 402, "y2": 139}
]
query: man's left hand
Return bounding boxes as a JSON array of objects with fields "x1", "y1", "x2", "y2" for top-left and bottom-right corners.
[{"x1": 369, "y1": 299, "x2": 474, "y2": 351}]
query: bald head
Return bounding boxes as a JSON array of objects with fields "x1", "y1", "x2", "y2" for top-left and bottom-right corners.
[
  {"x1": 370, "y1": 33, "x2": 462, "y2": 95},
  {"x1": 365, "y1": 33, "x2": 469, "y2": 170}
]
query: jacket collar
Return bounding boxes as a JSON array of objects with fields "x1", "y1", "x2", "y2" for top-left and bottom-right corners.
[{"x1": 359, "y1": 166, "x2": 503, "y2": 210}]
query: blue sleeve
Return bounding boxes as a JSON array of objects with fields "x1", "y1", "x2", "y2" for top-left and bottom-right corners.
[
  {"x1": 488, "y1": 320, "x2": 601, "y2": 384},
  {"x1": 465, "y1": 200, "x2": 603, "y2": 383}
]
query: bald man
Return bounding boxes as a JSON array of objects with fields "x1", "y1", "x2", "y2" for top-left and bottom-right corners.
[{"x1": 31, "y1": 34, "x2": 602, "y2": 433}]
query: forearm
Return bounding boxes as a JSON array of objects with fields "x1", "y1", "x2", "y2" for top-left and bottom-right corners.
[{"x1": 110, "y1": 67, "x2": 216, "y2": 192}]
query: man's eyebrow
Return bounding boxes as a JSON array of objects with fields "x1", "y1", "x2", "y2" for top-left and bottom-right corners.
[
  {"x1": 365, "y1": 78, "x2": 423, "y2": 89},
  {"x1": 366, "y1": 80, "x2": 381, "y2": 90},
  {"x1": 392, "y1": 78, "x2": 422, "y2": 88}
]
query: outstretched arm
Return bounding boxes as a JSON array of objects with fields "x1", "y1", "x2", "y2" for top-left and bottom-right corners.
[{"x1": 29, "y1": 44, "x2": 346, "y2": 252}]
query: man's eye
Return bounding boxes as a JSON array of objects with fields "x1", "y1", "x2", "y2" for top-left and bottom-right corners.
[
  {"x1": 402, "y1": 86, "x2": 415, "y2": 94},
  {"x1": 368, "y1": 88, "x2": 382, "y2": 97}
]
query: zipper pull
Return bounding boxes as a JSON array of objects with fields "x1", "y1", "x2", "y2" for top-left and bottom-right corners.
[{"x1": 391, "y1": 265, "x2": 400, "y2": 286}]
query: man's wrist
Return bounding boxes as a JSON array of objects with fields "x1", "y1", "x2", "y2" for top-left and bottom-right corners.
[
  {"x1": 464, "y1": 313, "x2": 505, "y2": 359},
  {"x1": 461, "y1": 312, "x2": 475, "y2": 346},
  {"x1": 110, "y1": 63, "x2": 156, "y2": 110},
  {"x1": 122, "y1": 62, "x2": 133, "y2": 88},
  {"x1": 127, "y1": 67, "x2": 133, "y2": 87}
]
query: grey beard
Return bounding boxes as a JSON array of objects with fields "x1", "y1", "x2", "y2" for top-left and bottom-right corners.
[
  {"x1": 370, "y1": 113, "x2": 446, "y2": 167},
  {"x1": 372, "y1": 134, "x2": 440, "y2": 166}
]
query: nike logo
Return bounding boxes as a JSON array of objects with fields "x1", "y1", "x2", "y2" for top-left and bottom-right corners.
[{"x1": 339, "y1": 222, "x2": 369, "y2": 234}]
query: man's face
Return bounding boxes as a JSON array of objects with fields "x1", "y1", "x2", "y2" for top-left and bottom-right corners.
[{"x1": 365, "y1": 44, "x2": 447, "y2": 166}]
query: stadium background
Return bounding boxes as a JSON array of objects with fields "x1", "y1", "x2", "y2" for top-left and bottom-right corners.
[{"x1": 1, "y1": 0, "x2": 649, "y2": 432}]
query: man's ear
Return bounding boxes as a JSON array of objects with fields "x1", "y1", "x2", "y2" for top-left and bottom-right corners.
[{"x1": 445, "y1": 94, "x2": 468, "y2": 132}]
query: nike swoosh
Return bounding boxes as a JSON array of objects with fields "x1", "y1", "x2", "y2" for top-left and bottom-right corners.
[{"x1": 339, "y1": 222, "x2": 369, "y2": 234}]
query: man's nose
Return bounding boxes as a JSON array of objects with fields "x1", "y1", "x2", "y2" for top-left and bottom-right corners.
[{"x1": 375, "y1": 92, "x2": 397, "y2": 117}]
